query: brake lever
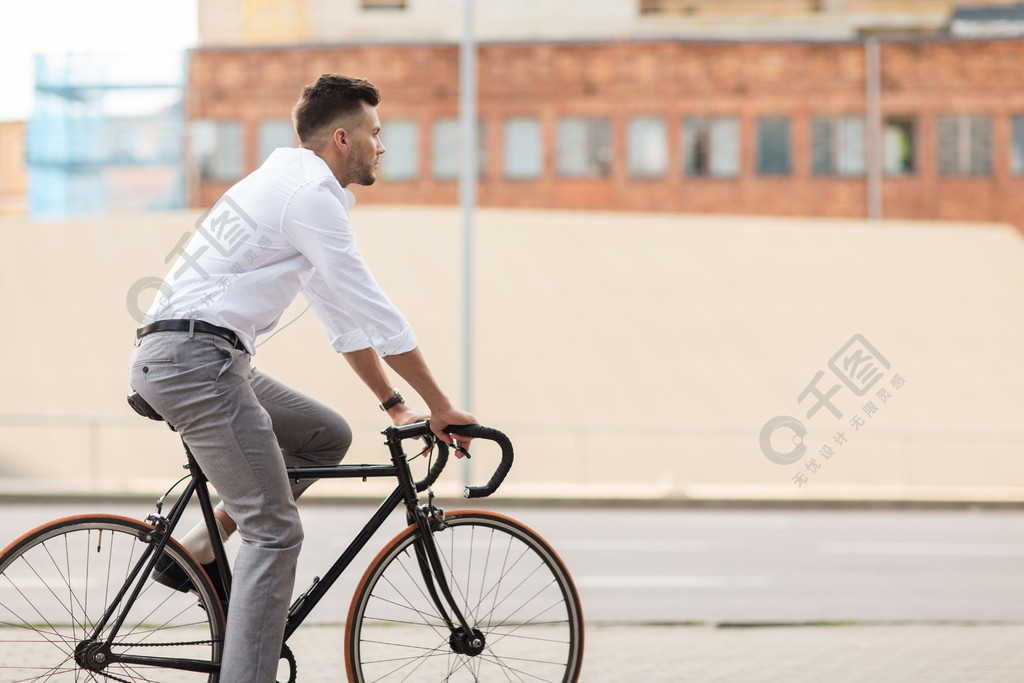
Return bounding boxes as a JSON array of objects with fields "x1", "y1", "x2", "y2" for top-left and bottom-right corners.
[{"x1": 453, "y1": 444, "x2": 472, "y2": 459}]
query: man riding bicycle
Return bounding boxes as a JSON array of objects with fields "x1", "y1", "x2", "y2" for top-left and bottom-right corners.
[{"x1": 129, "y1": 74, "x2": 475, "y2": 683}]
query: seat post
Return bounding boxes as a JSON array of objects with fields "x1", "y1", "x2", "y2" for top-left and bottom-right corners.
[{"x1": 184, "y1": 439, "x2": 233, "y2": 602}]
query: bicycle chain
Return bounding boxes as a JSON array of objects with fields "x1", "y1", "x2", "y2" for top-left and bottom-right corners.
[
  {"x1": 87, "y1": 640, "x2": 294, "y2": 683},
  {"x1": 114, "y1": 638, "x2": 221, "y2": 647},
  {"x1": 96, "y1": 670, "x2": 133, "y2": 683}
]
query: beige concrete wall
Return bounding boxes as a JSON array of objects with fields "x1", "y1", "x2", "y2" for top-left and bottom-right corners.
[{"x1": 0, "y1": 207, "x2": 1022, "y2": 501}]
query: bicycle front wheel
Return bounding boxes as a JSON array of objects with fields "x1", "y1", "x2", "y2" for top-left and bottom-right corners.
[
  {"x1": 0, "y1": 514, "x2": 225, "y2": 682},
  {"x1": 346, "y1": 510, "x2": 584, "y2": 682}
]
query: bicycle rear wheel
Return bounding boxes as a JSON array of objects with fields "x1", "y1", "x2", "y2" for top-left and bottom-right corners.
[
  {"x1": 345, "y1": 510, "x2": 584, "y2": 682},
  {"x1": 0, "y1": 514, "x2": 225, "y2": 682}
]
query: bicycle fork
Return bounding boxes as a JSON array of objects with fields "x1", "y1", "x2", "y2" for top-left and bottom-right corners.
[
  {"x1": 409, "y1": 505, "x2": 486, "y2": 656},
  {"x1": 385, "y1": 427, "x2": 486, "y2": 657}
]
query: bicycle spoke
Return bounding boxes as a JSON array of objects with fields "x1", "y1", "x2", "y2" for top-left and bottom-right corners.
[
  {"x1": 347, "y1": 512, "x2": 582, "y2": 682},
  {"x1": 362, "y1": 642, "x2": 452, "y2": 682},
  {"x1": 23, "y1": 548, "x2": 91, "y2": 638},
  {"x1": 0, "y1": 516, "x2": 224, "y2": 682},
  {"x1": 371, "y1": 569, "x2": 451, "y2": 643}
]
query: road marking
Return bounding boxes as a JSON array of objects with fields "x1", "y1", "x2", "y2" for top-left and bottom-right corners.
[
  {"x1": 818, "y1": 541, "x2": 1024, "y2": 557},
  {"x1": 671, "y1": 517, "x2": 794, "y2": 530},
  {"x1": 575, "y1": 575, "x2": 771, "y2": 588},
  {"x1": 553, "y1": 539, "x2": 707, "y2": 552}
]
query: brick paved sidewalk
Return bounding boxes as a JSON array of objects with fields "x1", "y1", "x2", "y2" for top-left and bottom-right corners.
[{"x1": 283, "y1": 622, "x2": 1024, "y2": 682}]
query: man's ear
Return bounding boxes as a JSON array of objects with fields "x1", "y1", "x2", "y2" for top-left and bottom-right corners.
[{"x1": 334, "y1": 127, "x2": 348, "y2": 151}]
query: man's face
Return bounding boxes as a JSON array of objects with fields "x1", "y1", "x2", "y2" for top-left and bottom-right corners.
[{"x1": 340, "y1": 101, "x2": 385, "y2": 187}]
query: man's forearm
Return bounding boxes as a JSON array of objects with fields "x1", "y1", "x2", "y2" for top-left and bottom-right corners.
[
  {"x1": 342, "y1": 347, "x2": 400, "y2": 405},
  {"x1": 381, "y1": 346, "x2": 477, "y2": 446},
  {"x1": 382, "y1": 347, "x2": 453, "y2": 413}
]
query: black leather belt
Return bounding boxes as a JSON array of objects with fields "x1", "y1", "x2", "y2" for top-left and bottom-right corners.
[{"x1": 137, "y1": 319, "x2": 246, "y2": 351}]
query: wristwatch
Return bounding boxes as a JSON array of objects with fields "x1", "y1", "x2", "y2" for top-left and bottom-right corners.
[{"x1": 379, "y1": 389, "x2": 405, "y2": 412}]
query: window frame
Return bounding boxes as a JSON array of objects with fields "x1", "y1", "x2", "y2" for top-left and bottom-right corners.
[
  {"x1": 757, "y1": 115, "x2": 792, "y2": 176},
  {"x1": 626, "y1": 115, "x2": 668, "y2": 180},
  {"x1": 257, "y1": 119, "x2": 297, "y2": 165},
  {"x1": 502, "y1": 116, "x2": 544, "y2": 181},
  {"x1": 683, "y1": 115, "x2": 740, "y2": 178},
  {"x1": 882, "y1": 116, "x2": 917, "y2": 177},
  {"x1": 361, "y1": 0, "x2": 407, "y2": 10},
  {"x1": 811, "y1": 115, "x2": 866, "y2": 178},
  {"x1": 379, "y1": 118, "x2": 419, "y2": 182},
  {"x1": 431, "y1": 117, "x2": 486, "y2": 181},
  {"x1": 556, "y1": 116, "x2": 613, "y2": 179},
  {"x1": 937, "y1": 114, "x2": 992, "y2": 177},
  {"x1": 191, "y1": 119, "x2": 244, "y2": 183},
  {"x1": 1012, "y1": 114, "x2": 1024, "y2": 176}
]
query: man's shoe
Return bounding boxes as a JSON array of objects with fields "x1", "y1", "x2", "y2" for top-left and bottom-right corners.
[{"x1": 152, "y1": 553, "x2": 228, "y2": 604}]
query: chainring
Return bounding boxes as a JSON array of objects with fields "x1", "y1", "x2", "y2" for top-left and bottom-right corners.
[{"x1": 277, "y1": 643, "x2": 297, "y2": 683}]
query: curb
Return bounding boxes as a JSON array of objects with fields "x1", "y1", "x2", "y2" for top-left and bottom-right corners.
[{"x1": 2, "y1": 490, "x2": 1023, "y2": 510}]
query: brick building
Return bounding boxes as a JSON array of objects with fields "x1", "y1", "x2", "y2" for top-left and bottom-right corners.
[
  {"x1": 186, "y1": 1, "x2": 1024, "y2": 227},
  {"x1": 0, "y1": 121, "x2": 27, "y2": 215}
]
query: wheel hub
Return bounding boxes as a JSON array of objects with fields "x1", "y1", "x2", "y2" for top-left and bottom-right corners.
[
  {"x1": 449, "y1": 628, "x2": 486, "y2": 657},
  {"x1": 74, "y1": 640, "x2": 111, "y2": 672}
]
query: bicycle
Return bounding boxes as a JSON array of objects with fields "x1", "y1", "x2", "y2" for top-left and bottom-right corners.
[{"x1": 0, "y1": 391, "x2": 585, "y2": 682}]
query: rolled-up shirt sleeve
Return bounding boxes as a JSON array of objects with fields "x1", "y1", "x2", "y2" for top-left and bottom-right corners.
[{"x1": 284, "y1": 181, "x2": 417, "y2": 356}]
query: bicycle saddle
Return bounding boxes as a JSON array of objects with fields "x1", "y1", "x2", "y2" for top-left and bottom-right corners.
[{"x1": 127, "y1": 390, "x2": 167, "y2": 423}]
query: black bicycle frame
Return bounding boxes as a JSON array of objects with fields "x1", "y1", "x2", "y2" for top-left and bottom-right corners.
[
  {"x1": 99, "y1": 424, "x2": 473, "y2": 675},
  {"x1": 281, "y1": 426, "x2": 476, "y2": 641}
]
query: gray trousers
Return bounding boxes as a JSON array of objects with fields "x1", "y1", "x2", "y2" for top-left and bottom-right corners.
[{"x1": 129, "y1": 331, "x2": 351, "y2": 683}]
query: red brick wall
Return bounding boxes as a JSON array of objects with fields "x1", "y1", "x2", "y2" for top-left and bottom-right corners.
[{"x1": 188, "y1": 38, "x2": 1024, "y2": 228}]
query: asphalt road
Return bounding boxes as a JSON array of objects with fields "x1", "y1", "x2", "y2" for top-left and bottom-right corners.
[{"x1": 2, "y1": 500, "x2": 1022, "y2": 625}]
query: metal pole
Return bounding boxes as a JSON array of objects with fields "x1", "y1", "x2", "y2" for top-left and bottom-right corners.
[
  {"x1": 459, "y1": 0, "x2": 477, "y2": 487},
  {"x1": 865, "y1": 37, "x2": 882, "y2": 220}
]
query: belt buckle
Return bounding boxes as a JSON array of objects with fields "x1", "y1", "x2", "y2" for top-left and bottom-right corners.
[{"x1": 222, "y1": 330, "x2": 240, "y2": 351}]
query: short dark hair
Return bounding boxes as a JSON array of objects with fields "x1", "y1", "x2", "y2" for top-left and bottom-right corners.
[{"x1": 292, "y1": 74, "x2": 381, "y2": 144}]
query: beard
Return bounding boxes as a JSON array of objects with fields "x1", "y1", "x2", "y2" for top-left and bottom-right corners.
[{"x1": 347, "y1": 156, "x2": 377, "y2": 186}]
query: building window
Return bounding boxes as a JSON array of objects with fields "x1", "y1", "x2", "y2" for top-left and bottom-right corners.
[
  {"x1": 683, "y1": 116, "x2": 739, "y2": 178},
  {"x1": 937, "y1": 115, "x2": 992, "y2": 176},
  {"x1": 431, "y1": 117, "x2": 486, "y2": 180},
  {"x1": 1011, "y1": 115, "x2": 1024, "y2": 176},
  {"x1": 811, "y1": 116, "x2": 865, "y2": 177},
  {"x1": 361, "y1": 0, "x2": 406, "y2": 9},
  {"x1": 883, "y1": 117, "x2": 916, "y2": 176},
  {"x1": 503, "y1": 117, "x2": 543, "y2": 180},
  {"x1": 627, "y1": 116, "x2": 667, "y2": 179},
  {"x1": 556, "y1": 117, "x2": 612, "y2": 178},
  {"x1": 244, "y1": 0, "x2": 306, "y2": 43},
  {"x1": 190, "y1": 120, "x2": 244, "y2": 182},
  {"x1": 380, "y1": 119, "x2": 418, "y2": 181},
  {"x1": 258, "y1": 119, "x2": 296, "y2": 164},
  {"x1": 639, "y1": 0, "x2": 699, "y2": 15},
  {"x1": 757, "y1": 116, "x2": 791, "y2": 176}
]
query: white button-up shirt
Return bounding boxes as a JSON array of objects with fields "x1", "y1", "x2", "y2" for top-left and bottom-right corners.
[{"x1": 144, "y1": 147, "x2": 416, "y2": 356}]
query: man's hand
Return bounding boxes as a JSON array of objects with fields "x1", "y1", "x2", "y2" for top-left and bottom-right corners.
[
  {"x1": 429, "y1": 406, "x2": 478, "y2": 457},
  {"x1": 387, "y1": 402, "x2": 428, "y2": 427}
]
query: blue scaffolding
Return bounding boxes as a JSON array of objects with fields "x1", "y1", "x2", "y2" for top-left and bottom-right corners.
[{"x1": 27, "y1": 52, "x2": 187, "y2": 219}]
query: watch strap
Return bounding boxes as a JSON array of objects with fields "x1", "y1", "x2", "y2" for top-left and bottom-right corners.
[{"x1": 380, "y1": 389, "x2": 405, "y2": 412}]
